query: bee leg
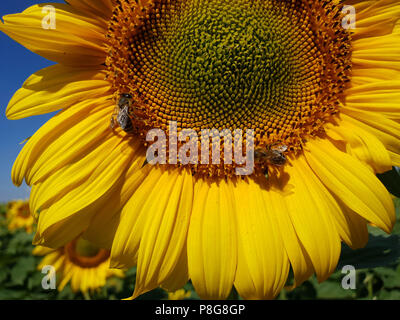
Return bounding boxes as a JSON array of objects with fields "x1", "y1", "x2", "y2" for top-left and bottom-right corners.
[
  {"x1": 130, "y1": 112, "x2": 138, "y2": 120},
  {"x1": 110, "y1": 117, "x2": 116, "y2": 129},
  {"x1": 127, "y1": 107, "x2": 137, "y2": 118},
  {"x1": 110, "y1": 106, "x2": 119, "y2": 130},
  {"x1": 132, "y1": 113, "x2": 150, "y2": 127},
  {"x1": 263, "y1": 168, "x2": 269, "y2": 180},
  {"x1": 141, "y1": 158, "x2": 148, "y2": 168}
]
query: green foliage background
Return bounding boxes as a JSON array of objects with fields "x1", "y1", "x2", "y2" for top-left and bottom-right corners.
[{"x1": 0, "y1": 196, "x2": 400, "y2": 300}]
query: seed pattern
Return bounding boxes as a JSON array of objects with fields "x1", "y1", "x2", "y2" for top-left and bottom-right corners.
[{"x1": 106, "y1": 0, "x2": 352, "y2": 177}]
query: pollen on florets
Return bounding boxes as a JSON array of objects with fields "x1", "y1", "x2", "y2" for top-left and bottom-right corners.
[{"x1": 105, "y1": 0, "x2": 352, "y2": 178}]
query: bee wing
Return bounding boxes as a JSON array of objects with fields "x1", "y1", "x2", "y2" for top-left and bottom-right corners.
[
  {"x1": 117, "y1": 105, "x2": 133, "y2": 130},
  {"x1": 110, "y1": 105, "x2": 120, "y2": 129},
  {"x1": 117, "y1": 105, "x2": 129, "y2": 119},
  {"x1": 270, "y1": 144, "x2": 288, "y2": 153}
]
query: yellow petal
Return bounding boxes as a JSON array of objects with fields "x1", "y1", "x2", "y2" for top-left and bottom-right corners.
[
  {"x1": 353, "y1": 34, "x2": 400, "y2": 63},
  {"x1": 6, "y1": 65, "x2": 110, "y2": 120},
  {"x1": 334, "y1": 199, "x2": 369, "y2": 250},
  {"x1": 305, "y1": 138, "x2": 395, "y2": 234},
  {"x1": 33, "y1": 136, "x2": 138, "y2": 248},
  {"x1": 326, "y1": 114, "x2": 392, "y2": 173},
  {"x1": 160, "y1": 247, "x2": 190, "y2": 293},
  {"x1": 353, "y1": 18, "x2": 399, "y2": 39},
  {"x1": 29, "y1": 135, "x2": 141, "y2": 216},
  {"x1": 389, "y1": 151, "x2": 400, "y2": 166},
  {"x1": 11, "y1": 97, "x2": 112, "y2": 187},
  {"x1": 110, "y1": 168, "x2": 165, "y2": 269},
  {"x1": 283, "y1": 155, "x2": 342, "y2": 282},
  {"x1": 233, "y1": 177, "x2": 290, "y2": 299},
  {"x1": 187, "y1": 178, "x2": 237, "y2": 300},
  {"x1": 354, "y1": 1, "x2": 400, "y2": 35},
  {"x1": 342, "y1": 107, "x2": 400, "y2": 166},
  {"x1": 67, "y1": 0, "x2": 113, "y2": 21},
  {"x1": 32, "y1": 245, "x2": 54, "y2": 256},
  {"x1": 0, "y1": 4, "x2": 107, "y2": 66},
  {"x1": 82, "y1": 150, "x2": 150, "y2": 249},
  {"x1": 351, "y1": 68, "x2": 400, "y2": 87},
  {"x1": 26, "y1": 104, "x2": 113, "y2": 186},
  {"x1": 262, "y1": 174, "x2": 314, "y2": 289},
  {"x1": 345, "y1": 80, "x2": 400, "y2": 119},
  {"x1": 132, "y1": 169, "x2": 194, "y2": 298}
]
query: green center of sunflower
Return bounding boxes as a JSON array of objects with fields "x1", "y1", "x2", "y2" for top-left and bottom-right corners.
[
  {"x1": 66, "y1": 238, "x2": 110, "y2": 268},
  {"x1": 75, "y1": 238, "x2": 101, "y2": 257},
  {"x1": 106, "y1": 0, "x2": 352, "y2": 177},
  {"x1": 133, "y1": 2, "x2": 298, "y2": 130}
]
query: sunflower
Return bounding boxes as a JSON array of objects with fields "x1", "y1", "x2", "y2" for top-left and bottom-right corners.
[
  {"x1": 167, "y1": 288, "x2": 192, "y2": 300},
  {"x1": 2, "y1": 0, "x2": 400, "y2": 300},
  {"x1": 33, "y1": 236, "x2": 124, "y2": 294},
  {"x1": 6, "y1": 199, "x2": 35, "y2": 233}
]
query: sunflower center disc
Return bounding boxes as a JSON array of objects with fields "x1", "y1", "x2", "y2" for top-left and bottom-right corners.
[
  {"x1": 66, "y1": 238, "x2": 109, "y2": 268},
  {"x1": 17, "y1": 203, "x2": 30, "y2": 218},
  {"x1": 106, "y1": 0, "x2": 352, "y2": 177}
]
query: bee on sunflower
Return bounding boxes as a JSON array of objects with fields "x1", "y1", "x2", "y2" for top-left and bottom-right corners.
[{"x1": 2, "y1": 0, "x2": 400, "y2": 299}]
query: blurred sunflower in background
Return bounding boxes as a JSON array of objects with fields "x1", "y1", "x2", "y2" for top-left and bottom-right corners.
[
  {"x1": 6, "y1": 200, "x2": 34, "y2": 233},
  {"x1": 33, "y1": 236, "x2": 124, "y2": 294},
  {"x1": 1, "y1": 0, "x2": 400, "y2": 300},
  {"x1": 167, "y1": 289, "x2": 192, "y2": 300}
]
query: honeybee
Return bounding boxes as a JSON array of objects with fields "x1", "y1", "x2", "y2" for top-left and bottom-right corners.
[
  {"x1": 110, "y1": 93, "x2": 134, "y2": 133},
  {"x1": 254, "y1": 143, "x2": 288, "y2": 166}
]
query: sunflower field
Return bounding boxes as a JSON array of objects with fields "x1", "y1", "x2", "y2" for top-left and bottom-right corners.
[
  {"x1": 0, "y1": 201, "x2": 194, "y2": 300},
  {"x1": 1, "y1": 192, "x2": 399, "y2": 300}
]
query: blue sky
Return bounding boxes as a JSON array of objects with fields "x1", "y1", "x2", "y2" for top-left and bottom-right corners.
[{"x1": 0, "y1": 0, "x2": 64, "y2": 202}]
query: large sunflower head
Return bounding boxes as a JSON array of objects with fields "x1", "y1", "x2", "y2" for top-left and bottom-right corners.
[
  {"x1": 6, "y1": 199, "x2": 34, "y2": 233},
  {"x1": 33, "y1": 236, "x2": 124, "y2": 294},
  {"x1": 2, "y1": 0, "x2": 400, "y2": 299}
]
